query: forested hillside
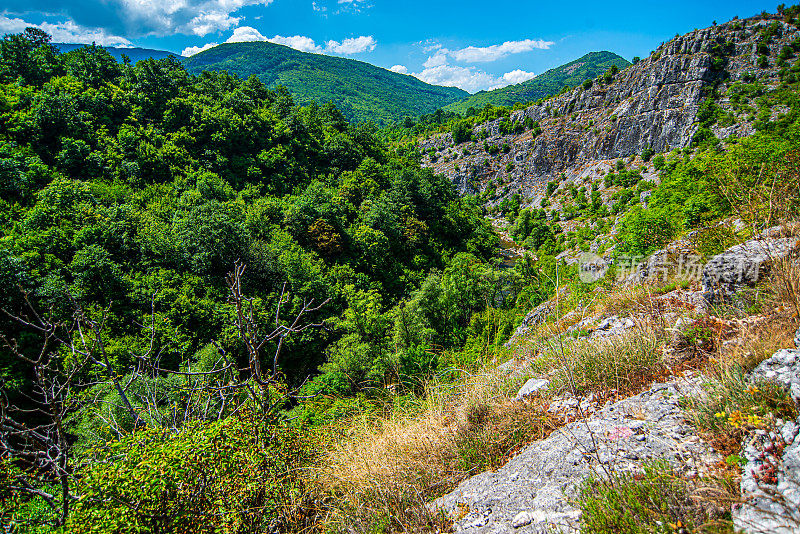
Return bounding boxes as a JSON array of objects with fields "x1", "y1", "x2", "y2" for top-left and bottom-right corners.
[
  {"x1": 0, "y1": 30, "x2": 550, "y2": 531},
  {"x1": 5, "y1": 6, "x2": 800, "y2": 534},
  {"x1": 182, "y1": 41, "x2": 468, "y2": 124},
  {"x1": 443, "y1": 51, "x2": 631, "y2": 114}
]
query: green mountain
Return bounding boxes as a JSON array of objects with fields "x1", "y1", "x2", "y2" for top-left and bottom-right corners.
[
  {"x1": 54, "y1": 43, "x2": 178, "y2": 62},
  {"x1": 444, "y1": 51, "x2": 631, "y2": 114},
  {"x1": 182, "y1": 41, "x2": 468, "y2": 124}
]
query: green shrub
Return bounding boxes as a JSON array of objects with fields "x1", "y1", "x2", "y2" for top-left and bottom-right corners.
[
  {"x1": 68, "y1": 414, "x2": 311, "y2": 533},
  {"x1": 692, "y1": 225, "x2": 740, "y2": 259},
  {"x1": 616, "y1": 206, "x2": 680, "y2": 256}
]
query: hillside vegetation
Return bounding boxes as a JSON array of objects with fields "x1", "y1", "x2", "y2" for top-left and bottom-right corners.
[
  {"x1": 443, "y1": 51, "x2": 631, "y2": 114},
  {"x1": 182, "y1": 41, "x2": 468, "y2": 124},
  {"x1": 0, "y1": 30, "x2": 552, "y2": 532}
]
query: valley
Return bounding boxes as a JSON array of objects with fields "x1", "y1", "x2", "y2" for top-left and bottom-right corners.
[{"x1": 2, "y1": 5, "x2": 800, "y2": 534}]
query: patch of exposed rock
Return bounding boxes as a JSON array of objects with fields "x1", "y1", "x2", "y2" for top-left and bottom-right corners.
[
  {"x1": 421, "y1": 15, "x2": 793, "y2": 208},
  {"x1": 505, "y1": 300, "x2": 555, "y2": 347},
  {"x1": 431, "y1": 374, "x2": 716, "y2": 533},
  {"x1": 735, "y1": 330, "x2": 800, "y2": 533},
  {"x1": 702, "y1": 235, "x2": 799, "y2": 306}
]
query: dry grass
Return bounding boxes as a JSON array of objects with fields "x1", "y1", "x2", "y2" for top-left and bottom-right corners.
[
  {"x1": 578, "y1": 460, "x2": 737, "y2": 534},
  {"x1": 764, "y1": 243, "x2": 800, "y2": 317},
  {"x1": 545, "y1": 322, "x2": 670, "y2": 397},
  {"x1": 683, "y1": 255, "x2": 799, "y2": 456},
  {"x1": 310, "y1": 369, "x2": 561, "y2": 533}
]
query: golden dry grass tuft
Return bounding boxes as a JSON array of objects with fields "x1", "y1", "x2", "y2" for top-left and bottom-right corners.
[{"x1": 310, "y1": 370, "x2": 561, "y2": 533}]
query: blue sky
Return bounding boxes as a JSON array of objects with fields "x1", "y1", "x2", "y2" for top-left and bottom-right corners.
[{"x1": 0, "y1": 0, "x2": 776, "y2": 92}]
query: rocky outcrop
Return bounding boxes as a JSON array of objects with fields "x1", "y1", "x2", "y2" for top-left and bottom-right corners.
[
  {"x1": 515, "y1": 378, "x2": 550, "y2": 401},
  {"x1": 421, "y1": 15, "x2": 794, "y2": 207},
  {"x1": 702, "y1": 235, "x2": 798, "y2": 306},
  {"x1": 505, "y1": 300, "x2": 555, "y2": 347},
  {"x1": 735, "y1": 333, "x2": 800, "y2": 533},
  {"x1": 431, "y1": 375, "x2": 716, "y2": 533}
]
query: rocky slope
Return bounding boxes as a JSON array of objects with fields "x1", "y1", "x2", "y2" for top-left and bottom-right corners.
[
  {"x1": 420, "y1": 13, "x2": 794, "y2": 206},
  {"x1": 432, "y1": 375, "x2": 716, "y2": 533},
  {"x1": 431, "y1": 233, "x2": 800, "y2": 533}
]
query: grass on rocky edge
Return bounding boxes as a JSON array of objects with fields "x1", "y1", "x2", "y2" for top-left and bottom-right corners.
[
  {"x1": 307, "y1": 250, "x2": 799, "y2": 533},
  {"x1": 578, "y1": 460, "x2": 737, "y2": 534},
  {"x1": 308, "y1": 282, "x2": 687, "y2": 532}
]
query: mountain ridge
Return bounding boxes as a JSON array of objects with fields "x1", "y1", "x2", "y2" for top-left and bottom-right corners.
[
  {"x1": 53, "y1": 43, "x2": 178, "y2": 62},
  {"x1": 182, "y1": 41, "x2": 468, "y2": 124},
  {"x1": 443, "y1": 51, "x2": 631, "y2": 114}
]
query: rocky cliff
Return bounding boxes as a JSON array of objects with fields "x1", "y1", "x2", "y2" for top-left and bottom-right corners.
[{"x1": 420, "y1": 13, "x2": 795, "y2": 205}]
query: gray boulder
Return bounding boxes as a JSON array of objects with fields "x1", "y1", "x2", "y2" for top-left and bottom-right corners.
[
  {"x1": 752, "y1": 349, "x2": 800, "y2": 404},
  {"x1": 736, "y1": 345, "x2": 800, "y2": 533},
  {"x1": 702, "y1": 236, "x2": 798, "y2": 306},
  {"x1": 430, "y1": 376, "x2": 714, "y2": 533},
  {"x1": 506, "y1": 300, "x2": 555, "y2": 347},
  {"x1": 515, "y1": 378, "x2": 550, "y2": 401}
]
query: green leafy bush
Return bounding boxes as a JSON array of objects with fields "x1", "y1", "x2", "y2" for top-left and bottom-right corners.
[
  {"x1": 68, "y1": 414, "x2": 311, "y2": 533},
  {"x1": 616, "y1": 206, "x2": 680, "y2": 256}
]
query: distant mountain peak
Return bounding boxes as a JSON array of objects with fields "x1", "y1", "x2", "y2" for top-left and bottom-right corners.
[
  {"x1": 444, "y1": 51, "x2": 630, "y2": 114},
  {"x1": 182, "y1": 41, "x2": 468, "y2": 124}
]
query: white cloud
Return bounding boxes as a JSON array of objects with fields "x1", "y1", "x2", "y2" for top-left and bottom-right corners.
[
  {"x1": 227, "y1": 26, "x2": 270, "y2": 43},
  {"x1": 267, "y1": 34, "x2": 322, "y2": 53},
  {"x1": 410, "y1": 38, "x2": 550, "y2": 92},
  {"x1": 498, "y1": 69, "x2": 537, "y2": 85},
  {"x1": 389, "y1": 64, "x2": 408, "y2": 74},
  {"x1": 421, "y1": 40, "x2": 442, "y2": 53},
  {"x1": 336, "y1": 0, "x2": 372, "y2": 10},
  {"x1": 126, "y1": 0, "x2": 274, "y2": 37},
  {"x1": 450, "y1": 39, "x2": 554, "y2": 63},
  {"x1": 181, "y1": 42, "x2": 219, "y2": 56},
  {"x1": 202, "y1": 27, "x2": 375, "y2": 55},
  {"x1": 325, "y1": 35, "x2": 376, "y2": 54},
  {"x1": 413, "y1": 64, "x2": 498, "y2": 94},
  {"x1": 423, "y1": 49, "x2": 448, "y2": 68},
  {"x1": 5, "y1": 0, "x2": 275, "y2": 38},
  {"x1": 186, "y1": 11, "x2": 241, "y2": 37},
  {"x1": 0, "y1": 14, "x2": 133, "y2": 47},
  {"x1": 309, "y1": 0, "x2": 372, "y2": 14}
]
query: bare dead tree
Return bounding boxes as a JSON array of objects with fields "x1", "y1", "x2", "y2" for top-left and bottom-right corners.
[
  {"x1": 0, "y1": 295, "x2": 89, "y2": 526},
  {"x1": 0, "y1": 290, "x2": 160, "y2": 525},
  {"x1": 226, "y1": 261, "x2": 329, "y2": 388}
]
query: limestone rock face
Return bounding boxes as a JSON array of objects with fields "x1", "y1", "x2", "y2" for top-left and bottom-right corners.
[
  {"x1": 420, "y1": 15, "x2": 794, "y2": 207},
  {"x1": 735, "y1": 345, "x2": 800, "y2": 533},
  {"x1": 752, "y1": 348, "x2": 800, "y2": 405},
  {"x1": 701, "y1": 236, "x2": 798, "y2": 305},
  {"x1": 505, "y1": 300, "x2": 555, "y2": 347},
  {"x1": 430, "y1": 376, "x2": 715, "y2": 533},
  {"x1": 515, "y1": 378, "x2": 549, "y2": 401}
]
